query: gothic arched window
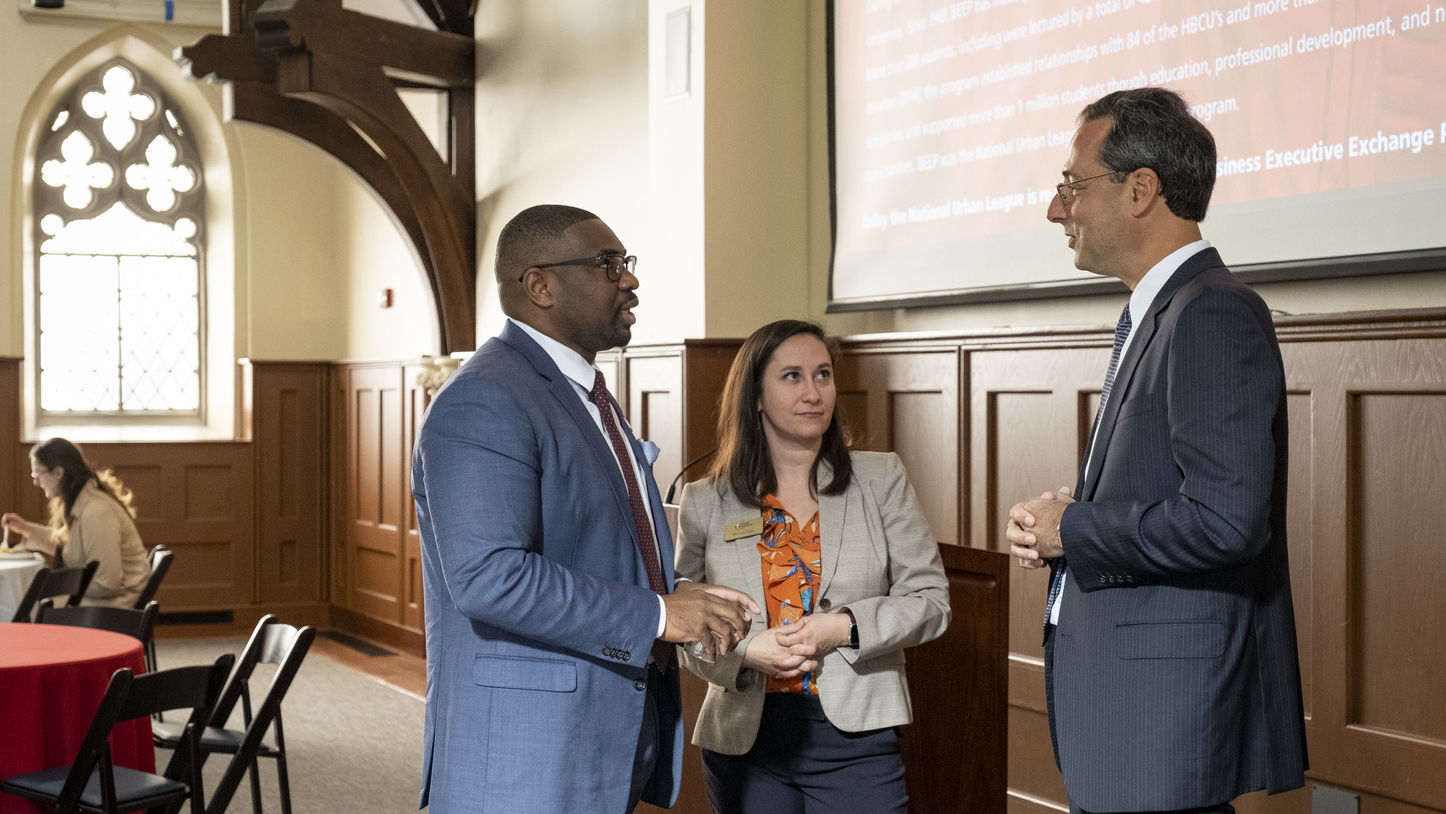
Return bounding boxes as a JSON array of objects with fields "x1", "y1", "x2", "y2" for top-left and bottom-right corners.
[{"x1": 33, "y1": 59, "x2": 204, "y2": 420}]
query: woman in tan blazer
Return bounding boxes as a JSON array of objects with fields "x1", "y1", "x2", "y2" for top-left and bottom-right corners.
[{"x1": 676, "y1": 319, "x2": 950, "y2": 814}]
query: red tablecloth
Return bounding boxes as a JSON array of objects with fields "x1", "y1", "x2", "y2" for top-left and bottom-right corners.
[{"x1": 0, "y1": 622, "x2": 154, "y2": 814}]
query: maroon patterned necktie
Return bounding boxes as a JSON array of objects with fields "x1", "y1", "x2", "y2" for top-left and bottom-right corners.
[{"x1": 588, "y1": 370, "x2": 672, "y2": 668}]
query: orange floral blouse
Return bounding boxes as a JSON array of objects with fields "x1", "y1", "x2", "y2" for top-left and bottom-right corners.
[{"x1": 758, "y1": 494, "x2": 822, "y2": 695}]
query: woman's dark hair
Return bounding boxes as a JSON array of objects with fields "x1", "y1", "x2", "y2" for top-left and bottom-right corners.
[
  {"x1": 32, "y1": 437, "x2": 135, "y2": 527},
  {"x1": 709, "y1": 319, "x2": 852, "y2": 506}
]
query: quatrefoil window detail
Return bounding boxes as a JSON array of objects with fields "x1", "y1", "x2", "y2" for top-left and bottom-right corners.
[
  {"x1": 40, "y1": 131, "x2": 116, "y2": 210},
  {"x1": 126, "y1": 135, "x2": 197, "y2": 213},
  {"x1": 80, "y1": 64, "x2": 156, "y2": 151},
  {"x1": 32, "y1": 58, "x2": 206, "y2": 418}
]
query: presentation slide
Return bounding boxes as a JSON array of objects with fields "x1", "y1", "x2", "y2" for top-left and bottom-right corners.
[{"x1": 830, "y1": 0, "x2": 1446, "y2": 307}]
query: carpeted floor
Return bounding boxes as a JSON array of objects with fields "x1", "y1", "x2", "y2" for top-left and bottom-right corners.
[{"x1": 155, "y1": 636, "x2": 425, "y2": 813}]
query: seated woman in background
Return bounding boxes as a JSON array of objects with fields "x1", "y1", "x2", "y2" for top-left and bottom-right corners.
[
  {"x1": 675, "y1": 319, "x2": 951, "y2": 814},
  {"x1": 1, "y1": 437, "x2": 148, "y2": 607}
]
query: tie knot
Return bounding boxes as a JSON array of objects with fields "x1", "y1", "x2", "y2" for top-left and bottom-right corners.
[{"x1": 589, "y1": 369, "x2": 609, "y2": 405}]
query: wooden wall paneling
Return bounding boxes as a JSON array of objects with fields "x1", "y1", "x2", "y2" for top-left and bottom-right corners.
[
  {"x1": 1284, "y1": 388, "x2": 1315, "y2": 725},
  {"x1": 1268, "y1": 330, "x2": 1446, "y2": 812},
  {"x1": 88, "y1": 443, "x2": 255, "y2": 610},
  {"x1": 1, "y1": 359, "x2": 20, "y2": 519},
  {"x1": 1345, "y1": 387, "x2": 1446, "y2": 802},
  {"x1": 835, "y1": 345, "x2": 961, "y2": 545},
  {"x1": 344, "y1": 364, "x2": 407, "y2": 623},
  {"x1": 402, "y1": 363, "x2": 428, "y2": 633},
  {"x1": 623, "y1": 349, "x2": 684, "y2": 497},
  {"x1": 677, "y1": 341, "x2": 743, "y2": 484},
  {"x1": 247, "y1": 361, "x2": 327, "y2": 606},
  {"x1": 613, "y1": 340, "x2": 741, "y2": 501},
  {"x1": 329, "y1": 365, "x2": 351, "y2": 613}
]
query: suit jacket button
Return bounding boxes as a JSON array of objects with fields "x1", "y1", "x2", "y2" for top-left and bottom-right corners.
[
  {"x1": 818, "y1": 598, "x2": 832, "y2": 610},
  {"x1": 621, "y1": 651, "x2": 631, "y2": 661},
  {"x1": 634, "y1": 678, "x2": 647, "y2": 692}
]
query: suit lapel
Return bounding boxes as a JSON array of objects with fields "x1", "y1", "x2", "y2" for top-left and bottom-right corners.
[
  {"x1": 1078, "y1": 248, "x2": 1225, "y2": 498},
  {"x1": 719, "y1": 488, "x2": 767, "y2": 609},
  {"x1": 498, "y1": 322, "x2": 637, "y2": 544},
  {"x1": 816, "y1": 470, "x2": 847, "y2": 600}
]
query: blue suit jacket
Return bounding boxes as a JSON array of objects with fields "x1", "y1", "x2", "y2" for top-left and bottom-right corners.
[
  {"x1": 412, "y1": 321, "x2": 684, "y2": 813},
  {"x1": 1049, "y1": 248, "x2": 1308, "y2": 809}
]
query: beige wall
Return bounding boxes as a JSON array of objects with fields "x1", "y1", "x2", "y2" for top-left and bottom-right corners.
[{"x1": 473, "y1": 0, "x2": 658, "y2": 342}]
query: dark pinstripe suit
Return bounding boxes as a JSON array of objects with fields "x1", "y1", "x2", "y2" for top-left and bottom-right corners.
[{"x1": 1048, "y1": 247, "x2": 1308, "y2": 811}]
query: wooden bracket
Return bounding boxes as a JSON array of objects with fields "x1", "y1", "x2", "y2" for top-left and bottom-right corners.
[{"x1": 180, "y1": 0, "x2": 477, "y2": 352}]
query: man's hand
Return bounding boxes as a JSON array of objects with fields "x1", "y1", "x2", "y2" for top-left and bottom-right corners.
[
  {"x1": 1007, "y1": 486, "x2": 1074, "y2": 567},
  {"x1": 740, "y1": 627, "x2": 818, "y2": 680},
  {"x1": 661, "y1": 582, "x2": 759, "y2": 659}
]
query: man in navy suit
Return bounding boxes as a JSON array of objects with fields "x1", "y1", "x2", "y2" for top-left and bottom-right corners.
[
  {"x1": 1007, "y1": 88, "x2": 1308, "y2": 812},
  {"x1": 412, "y1": 204, "x2": 757, "y2": 813}
]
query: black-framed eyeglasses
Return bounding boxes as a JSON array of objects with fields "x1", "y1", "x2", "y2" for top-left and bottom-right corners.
[
  {"x1": 1055, "y1": 170, "x2": 1121, "y2": 205},
  {"x1": 520, "y1": 253, "x2": 637, "y2": 283}
]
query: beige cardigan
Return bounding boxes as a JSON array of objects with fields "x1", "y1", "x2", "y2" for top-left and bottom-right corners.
[
  {"x1": 674, "y1": 451, "x2": 950, "y2": 754},
  {"x1": 35, "y1": 481, "x2": 149, "y2": 607}
]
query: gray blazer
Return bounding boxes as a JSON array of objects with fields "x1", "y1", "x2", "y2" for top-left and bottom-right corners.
[{"x1": 675, "y1": 451, "x2": 950, "y2": 754}]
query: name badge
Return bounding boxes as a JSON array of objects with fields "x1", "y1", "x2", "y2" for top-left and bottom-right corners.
[{"x1": 723, "y1": 516, "x2": 765, "y2": 541}]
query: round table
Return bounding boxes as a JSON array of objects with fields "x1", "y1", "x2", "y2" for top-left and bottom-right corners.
[
  {"x1": 0, "y1": 623, "x2": 154, "y2": 814},
  {"x1": 0, "y1": 554, "x2": 44, "y2": 622}
]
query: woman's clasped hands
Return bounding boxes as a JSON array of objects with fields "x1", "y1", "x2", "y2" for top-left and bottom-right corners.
[{"x1": 741, "y1": 612, "x2": 851, "y2": 680}]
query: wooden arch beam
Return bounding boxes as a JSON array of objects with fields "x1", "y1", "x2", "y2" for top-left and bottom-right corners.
[{"x1": 179, "y1": 0, "x2": 476, "y2": 352}]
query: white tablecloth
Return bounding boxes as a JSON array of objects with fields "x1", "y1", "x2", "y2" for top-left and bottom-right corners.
[{"x1": 0, "y1": 553, "x2": 45, "y2": 622}]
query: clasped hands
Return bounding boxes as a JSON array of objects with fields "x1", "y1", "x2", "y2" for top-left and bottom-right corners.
[
  {"x1": 742, "y1": 613, "x2": 852, "y2": 680},
  {"x1": 1006, "y1": 486, "x2": 1074, "y2": 569},
  {"x1": 661, "y1": 581, "x2": 759, "y2": 660}
]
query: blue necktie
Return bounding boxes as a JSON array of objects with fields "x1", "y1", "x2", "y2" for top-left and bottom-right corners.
[{"x1": 1043, "y1": 304, "x2": 1132, "y2": 640}]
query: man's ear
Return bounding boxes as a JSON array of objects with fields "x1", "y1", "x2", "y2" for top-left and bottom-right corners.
[
  {"x1": 1129, "y1": 167, "x2": 1164, "y2": 216},
  {"x1": 519, "y1": 267, "x2": 556, "y2": 309}
]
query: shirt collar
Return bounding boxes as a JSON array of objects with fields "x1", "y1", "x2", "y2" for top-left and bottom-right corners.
[
  {"x1": 1128, "y1": 239, "x2": 1211, "y2": 325},
  {"x1": 508, "y1": 317, "x2": 598, "y2": 394}
]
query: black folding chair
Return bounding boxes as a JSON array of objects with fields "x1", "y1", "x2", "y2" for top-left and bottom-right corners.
[
  {"x1": 38, "y1": 600, "x2": 160, "y2": 672},
  {"x1": 135, "y1": 544, "x2": 173, "y2": 609},
  {"x1": 0, "y1": 654, "x2": 233, "y2": 814},
  {"x1": 153, "y1": 616, "x2": 316, "y2": 814},
  {"x1": 134, "y1": 545, "x2": 173, "y2": 673},
  {"x1": 9, "y1": 560, "x2": 99, "y2": 622}
]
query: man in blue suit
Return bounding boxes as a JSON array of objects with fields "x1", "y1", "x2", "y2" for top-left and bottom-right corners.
[
  {"x1": 412, "y1": 204, "x2": 757, "y2": 813},
  {"x1": 1008, "y1": 89, "x2": 1308, "y2": 812}
]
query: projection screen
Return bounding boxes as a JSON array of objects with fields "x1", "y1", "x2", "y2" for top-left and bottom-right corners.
[{"x1": 828, "y1": 0, "x2": 1446, "y2": 308}]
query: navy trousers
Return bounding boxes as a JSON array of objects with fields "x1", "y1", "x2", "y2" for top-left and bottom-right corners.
[{"x1": 701, "y1": 693, "x2": 907, "y2": 814}]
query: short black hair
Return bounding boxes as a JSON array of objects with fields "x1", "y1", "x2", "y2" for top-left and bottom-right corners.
[
  {"x1": 494, "y1": 204, "x2": 600, "y2": 283},
  {"x1": 1081, "y1": 88, "x2": 1216, "y2": 221}
]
